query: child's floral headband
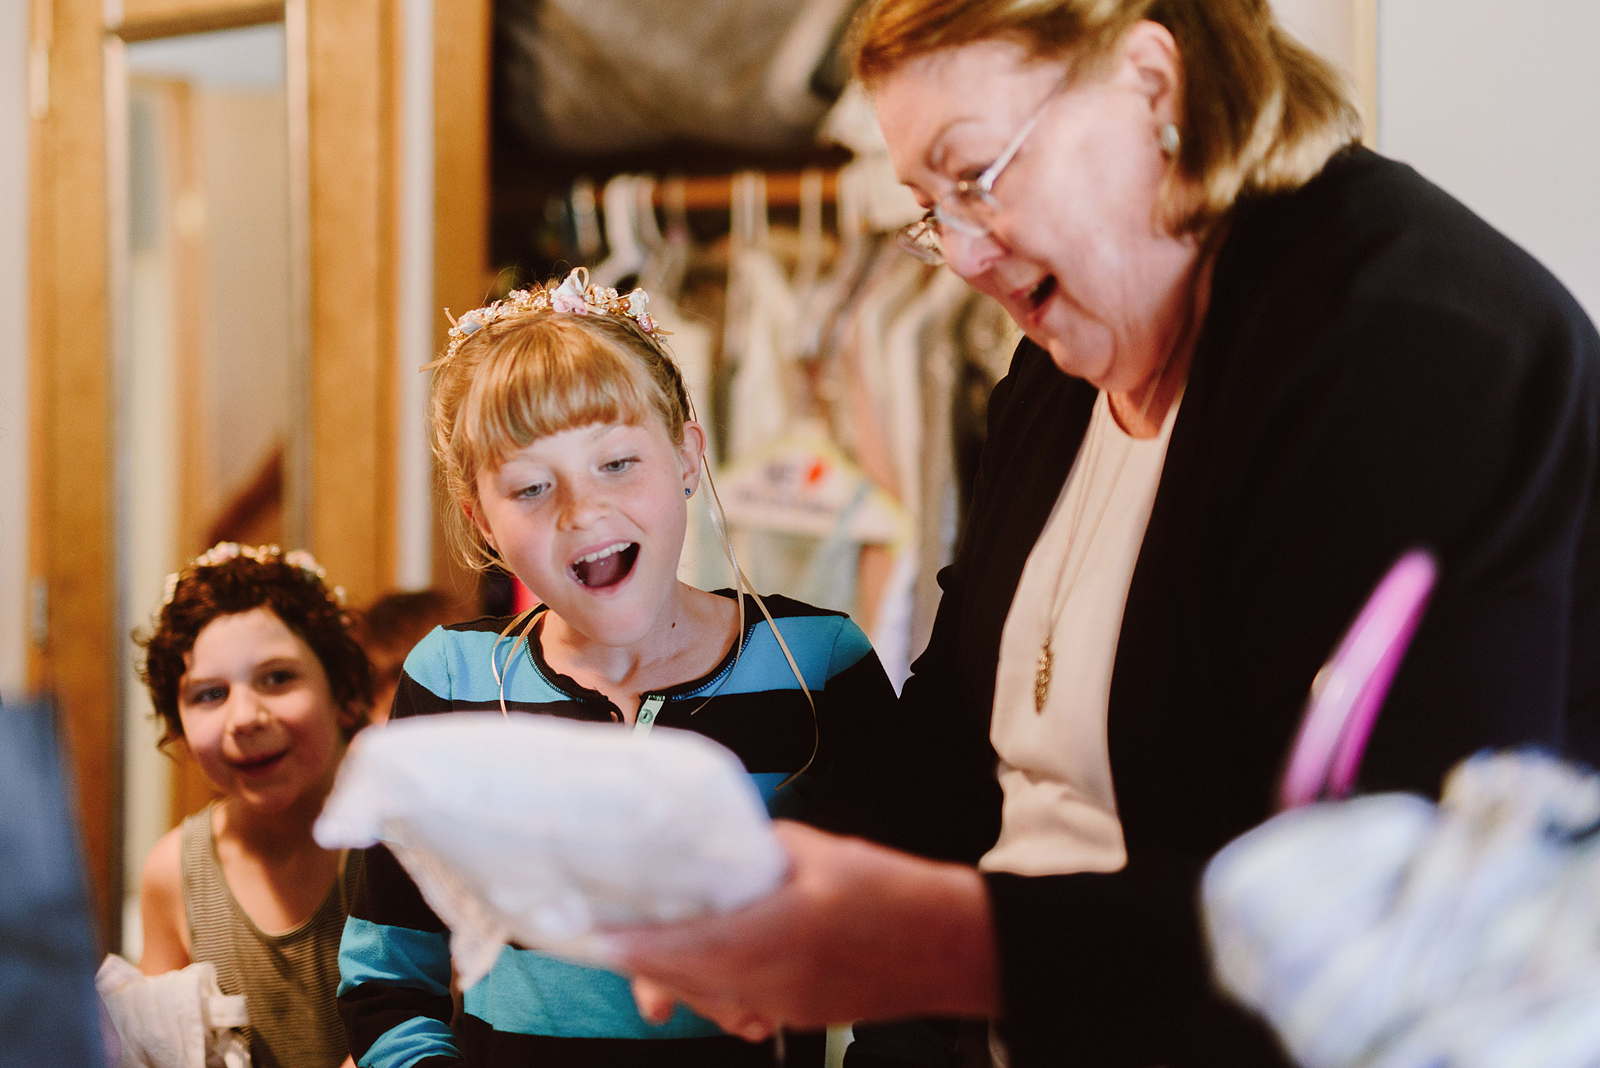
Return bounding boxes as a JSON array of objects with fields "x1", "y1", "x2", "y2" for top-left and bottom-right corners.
[
  {"x1": 438, "y1": 267, "x2": 666, "y2": 367},
  {"x1": 161, "y1": 542, "x2": 344, "y2": 608}
]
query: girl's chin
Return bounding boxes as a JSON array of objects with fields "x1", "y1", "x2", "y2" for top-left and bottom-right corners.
[
  {"x1": 554, "y1": 589, "x2": 678, "y2": 647},
  {"x1": 231, "y1": 772, "x2": 334, "y2": 814}
]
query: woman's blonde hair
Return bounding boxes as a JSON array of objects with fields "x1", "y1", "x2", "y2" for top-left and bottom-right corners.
[
  {"x1": 429, "y1": 306, "x2": 693, "y2": 571},
  {"x1": 852, "y1": 0, "x2": 1362, "y2": 232}
]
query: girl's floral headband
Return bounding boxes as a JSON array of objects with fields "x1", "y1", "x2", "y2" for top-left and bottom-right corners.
[
  {"x1": 161, "y1": 542, "x2": 344, "y2": 608},
  {"x1": 438, "y1": 267, "x2": 666, "y2": 367}
]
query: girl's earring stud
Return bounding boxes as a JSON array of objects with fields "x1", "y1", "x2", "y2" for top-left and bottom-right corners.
[{"x1": 685, "y1": 487, "x2": 693, "y2": 497}]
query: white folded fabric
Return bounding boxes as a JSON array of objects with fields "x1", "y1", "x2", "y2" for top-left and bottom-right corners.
[
  {"x1": 96, "y1": 953, "x2": 250, "y2": 1068},
  {"x1": 1203, "y1": 751, "x2": 1600, "y2": 1068},
  {"x1": 314, "y1": 714, "x2": 788, "y2": 986}
]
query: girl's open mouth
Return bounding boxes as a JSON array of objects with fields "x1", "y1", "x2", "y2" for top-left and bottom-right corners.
[{"x1": 569, "y1": 541, "x2": 639, "y2": 589}]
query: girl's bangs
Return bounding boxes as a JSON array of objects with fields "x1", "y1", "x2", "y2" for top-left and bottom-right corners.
[{"x1": 458, "y1": 335, "x2": 658, "y2": 475}]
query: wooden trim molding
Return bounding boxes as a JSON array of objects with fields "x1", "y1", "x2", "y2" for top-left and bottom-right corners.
[
  {"x1": 28, "y1": 0, "x2": 122, "y2": 946},
  {"x1": 306, "y1": 0, "x2": 399, "y2": 605},
  {"x1": 430, "y1": 0, "x2": 491, "y2": 603},
  {"x1": 112, "y1": 0, "x2": 282, "y2": 42},
  {"x1": 26, "y1": 0, "x2": 440, "y2": 944}
]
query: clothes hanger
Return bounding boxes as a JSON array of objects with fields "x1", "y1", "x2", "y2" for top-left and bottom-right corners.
[
  {"x1": 641, "y1": 175, "x2": 691, "y2": 302},
  {"x1": 591, "y1": 174, "x2": 646, "y2": 289},
  {"x1": 793, "y1": 167, "x2": 825, "y2": 295},
  {"x1": 633, "y1": 176, "x2": 662, "y2": 257},
  {"x1": 569, "y1": 176, "x2": 603, "y2": 265}
]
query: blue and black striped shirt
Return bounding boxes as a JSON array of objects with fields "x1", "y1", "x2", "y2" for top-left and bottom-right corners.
[{"x1": 337, "y1": 592, "x2": 901, "y2": 1068}]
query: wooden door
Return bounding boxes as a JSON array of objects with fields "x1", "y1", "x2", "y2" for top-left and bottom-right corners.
[{"x1": 27, "y1": 0, "x2": 490, "y2": 945}]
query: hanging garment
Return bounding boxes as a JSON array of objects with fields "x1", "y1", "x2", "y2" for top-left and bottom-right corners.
[
  {"x1": 829, "y1": 244, "x2": 929, "y2": 489},
  {"x1": 590, "y1": 174, "x2": 647, "y2": 289},
  {"x1": 906, "y1": 275, "x2": 987, "y2": 657},
  {"x1": 827, "y1": 248, "x2": 929, "y2": 681},
  {"x1": 723, "y1": 172, "x2": 805, "y2": 463},
  {"x1": 568, "y1": 177, "x2": 602, "y2": 265},
  {"x1": 716, "y1": 423, "x2": 910, "y2": 619},
  {"x1": 652, "y1": 297, "x2": 719, "y2": 589},
  {"x1": 816, "y1": 81, "x2": 924, "y2": 232}
]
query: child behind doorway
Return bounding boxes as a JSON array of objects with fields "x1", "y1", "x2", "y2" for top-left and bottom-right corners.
[{"x1": 136, "y1": 543, "x2": 372, "y2": 1068}]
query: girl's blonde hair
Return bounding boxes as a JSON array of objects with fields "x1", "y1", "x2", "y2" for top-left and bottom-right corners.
[
  {"x1": 429, "y1": 304, "x2": 693, "y2": 572},
  {"x1": 852, "y1": 0, "x2": 1362, "y2": 233}
]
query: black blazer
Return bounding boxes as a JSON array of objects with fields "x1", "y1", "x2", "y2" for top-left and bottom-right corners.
[{"x1": 879, "y1": 148, "x2": 1600, "y2": 1067}]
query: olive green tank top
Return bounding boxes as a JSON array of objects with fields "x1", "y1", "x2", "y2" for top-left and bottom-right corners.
[{"x1": 180, "y1": 804, "x2": 359, "y2": 1068}]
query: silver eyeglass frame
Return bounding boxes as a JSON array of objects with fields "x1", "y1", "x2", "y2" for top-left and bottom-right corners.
[{"x1": 897, "y1": 75, "x2": 1070, "y2": 266}]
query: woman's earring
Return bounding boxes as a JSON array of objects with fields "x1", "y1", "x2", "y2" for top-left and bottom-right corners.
[
  {"x1": 685, "y1": 487, "x2": 693, "y2": 497},
  {"x1": 1158, "y1": 122, "x2": 1181, "y2": 159}
]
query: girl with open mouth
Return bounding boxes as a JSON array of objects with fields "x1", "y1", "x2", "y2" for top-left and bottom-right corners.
[{"x1": 337, "y1": 269, "x2": 918, "y2": 1068}]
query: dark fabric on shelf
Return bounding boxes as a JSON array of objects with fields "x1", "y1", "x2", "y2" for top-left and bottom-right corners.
[
  {"x1": 876, "y1": 147, "x2": 1600, "y2": 1068},
  {"x1": 0, "y1": 696, "x2": 107, "y2": 1068}
]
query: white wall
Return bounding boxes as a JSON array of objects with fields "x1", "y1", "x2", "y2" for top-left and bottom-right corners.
[
  {"x1": 1272, "y1": 0, "x2": 1357, "y2": 87},
  {"x1": 1378, "y1": 1, "x2": 1600, "y2": 319},
  {"x1": 0, "y1": 1, "x2": 30, "y2": 693}
]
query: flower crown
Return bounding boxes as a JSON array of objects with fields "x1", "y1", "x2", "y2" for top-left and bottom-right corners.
[
  {"x1": 441, "y1": 267, "x2": 666, "y2": 366},
  {"x1": 161, "y1": 542, "x2": 344, "y2": 609}
]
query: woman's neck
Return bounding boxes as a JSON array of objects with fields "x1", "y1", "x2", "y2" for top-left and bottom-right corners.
[{"x1": 1107, "y1": 221, "x2": 1228, "y2": 438}]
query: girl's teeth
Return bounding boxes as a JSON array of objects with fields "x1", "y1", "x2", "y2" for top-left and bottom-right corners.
[{"x1": 577, "y1": 542, "x2": 629, "y2": 564}]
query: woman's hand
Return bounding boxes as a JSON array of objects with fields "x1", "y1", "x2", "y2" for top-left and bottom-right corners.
[{"x1": 608, "y1": 820, "x2": 1000, "y2": 1038}]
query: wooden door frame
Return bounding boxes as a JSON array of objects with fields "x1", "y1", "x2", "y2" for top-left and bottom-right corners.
[
  {"x1": 28, "y1": 0, "x2": 490, "y2": 944},
  {"x1": 28, "y1": 0, "x2": 122, "y2": 946}
]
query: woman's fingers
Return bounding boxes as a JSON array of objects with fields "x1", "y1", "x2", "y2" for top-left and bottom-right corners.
[
  {"x1": 629, "y1": 976, "x2": 677, "y2": 1024},
  {"x1": 629, "y1": 975, "x2": 776, "y2": 1041},
  {"x1": 609, "y1": 820, "x2": 999, "y2": 1029}
]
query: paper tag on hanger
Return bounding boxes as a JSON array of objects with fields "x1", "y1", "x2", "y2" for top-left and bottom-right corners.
[{"x1": 717, "y1": 426, "x2": 909, "y2": 545}]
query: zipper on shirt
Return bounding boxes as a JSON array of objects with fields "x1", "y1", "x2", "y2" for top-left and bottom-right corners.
[{"x1": 632, "y1": 693, "x2": 666, "y2": 736}]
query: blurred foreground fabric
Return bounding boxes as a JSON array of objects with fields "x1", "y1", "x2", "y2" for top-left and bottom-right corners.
[
  {"x1": 97, "y1": 953, "x2": 249, "y2": 1068},
  {"x1": 0, "y1": 696, "x2": 107, "y2": 1068},
  {"x1": 1204, "y1": 751, "x2": 1600, "y2": 1068}
]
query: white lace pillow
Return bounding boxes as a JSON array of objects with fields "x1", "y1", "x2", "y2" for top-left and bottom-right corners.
[{"x1": 315, "y1": 714, "x2": 787, "y2": 986}]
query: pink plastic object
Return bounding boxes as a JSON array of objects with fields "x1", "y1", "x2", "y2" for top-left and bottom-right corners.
[{"x1": 1278, "y1": 549, "x2": 1439, "y2": 810}]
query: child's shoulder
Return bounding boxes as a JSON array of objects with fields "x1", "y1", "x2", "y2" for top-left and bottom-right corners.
[
  {"x1": 398, "y1": 613, "x2": 532, "y2": 699},
  {"x1": 717, "y1": 591, "x2": 875, "y2": 677},
  {"x1": 137, "y1": 822, "x2": 191, "y2": 973},
  {"x1": 140, "y1": 821, "x2": 186, "y2": 902},
  {"x1": 402, "y1": 614, "x2": 519, "y2": 663}
]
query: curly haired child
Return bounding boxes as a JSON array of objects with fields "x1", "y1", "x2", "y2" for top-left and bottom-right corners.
[{"x1": 137, "y1": 544, "x2": 371, "y2": 1068}]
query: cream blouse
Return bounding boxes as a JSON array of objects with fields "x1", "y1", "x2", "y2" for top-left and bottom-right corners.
[{"x1": 979, "y1": 390, "x2": 1179, "y2": 877}]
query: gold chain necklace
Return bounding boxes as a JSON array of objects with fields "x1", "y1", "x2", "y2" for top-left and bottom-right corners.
[
  {"x1": 1031, "y1": 225, "x2": 1222, "y2": 712},
  {"x1": 1033, "y1": 382, "x2": 1171, "y2": 713}
]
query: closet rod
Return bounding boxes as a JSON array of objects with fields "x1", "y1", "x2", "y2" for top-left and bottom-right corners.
[{"x1": 651, "y1": 169, "x2": 839, "y2": 211}]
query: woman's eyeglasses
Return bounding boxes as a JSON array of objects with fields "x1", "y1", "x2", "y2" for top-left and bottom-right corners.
[{"x1": 896, "y1": 76, "x2": 1069, "y2": 267}]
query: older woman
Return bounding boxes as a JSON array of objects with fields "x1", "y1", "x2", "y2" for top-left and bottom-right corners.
[{"x1": 616, "y1": 1, "x2": 1600, "y2": 1064}]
